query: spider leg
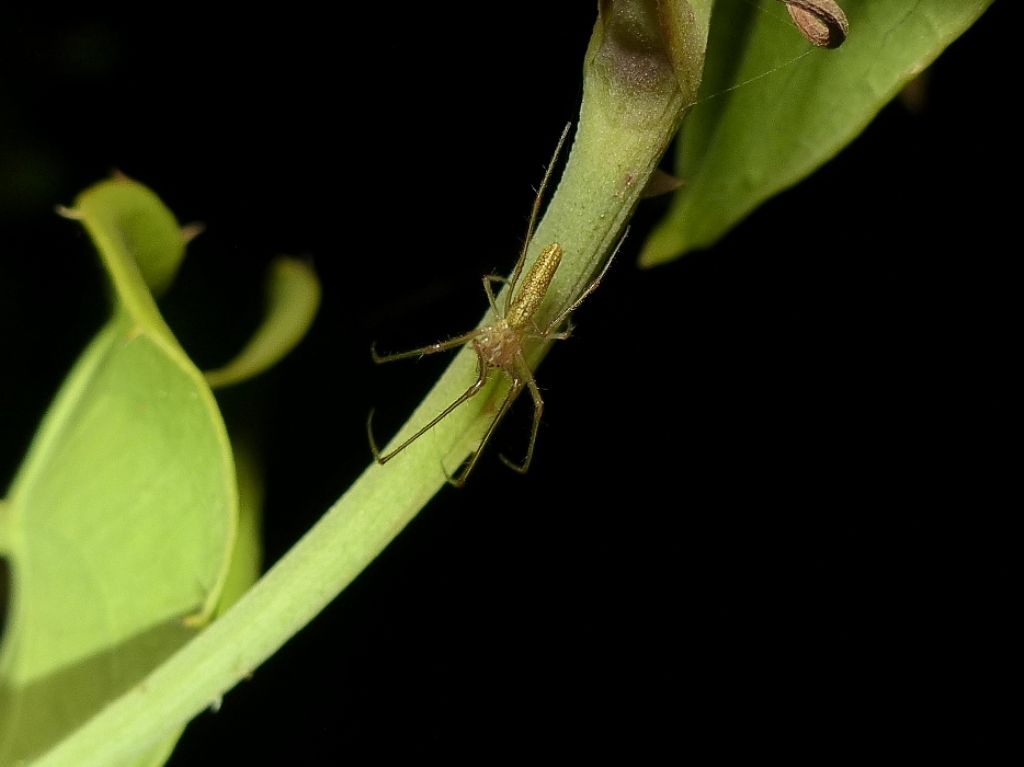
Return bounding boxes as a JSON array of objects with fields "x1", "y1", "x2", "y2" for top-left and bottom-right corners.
[
  {"x1": 448, "y1": 377, "x2": 524, "y2": 488},
  {"x1": 498, "y1": 358, "x2": 543, "y2": 475},
  {"x1": 525, "y1": 318, "x2": 571, "y2": 341},
  {"x1": 536, "y1": 318, "x2": 574, "y2": 341},
  {"x1": 542, "y1": 227, "x2": 628, "y2": 336},
  {"x1": 482, "y1": 274, "x2": 508, "y2": 315},
  {"x1": 371, "y1": 329, "x2": 480, "y2": 364},
  {"x1": 369, "y1": 353, "x2": 489, "y2": 464},
  {"x1": 505, "y1": 123, "x2": 571, "y2": 312}
]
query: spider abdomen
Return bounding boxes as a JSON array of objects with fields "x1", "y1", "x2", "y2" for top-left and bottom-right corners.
[{"x1": 507, "y1": 243, "x2": 563, "y2": 329}]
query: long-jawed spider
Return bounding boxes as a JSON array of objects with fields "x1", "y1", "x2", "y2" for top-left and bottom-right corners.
[{"x1": 367, "y1": 125, "x2": 622, "y2": 486}]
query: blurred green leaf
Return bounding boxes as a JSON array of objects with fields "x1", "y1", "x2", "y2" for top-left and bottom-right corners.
[
  {"x1": 0, "y1": 177, "x2": 237, "y2": 763},
  {"x1": 205, "y1": 257, "x2": 320, "y2": 389},
  {"x1": 216, "y1": 440, "x2": 264, "y2": 612},
  {"x1": 71, "y1": 174, "x2": 191, "y2": 299},
  {"x1": 640, "y1": 0, "x2": 994, "y2": 265}
]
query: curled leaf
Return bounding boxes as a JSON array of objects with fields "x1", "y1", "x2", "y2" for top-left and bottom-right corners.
[
  {"x1": 780, "y1": 0, "x2": 849, "y2": 48},
  {"x1": 72, "y1": 175, "x2": 190, "y2": 300},
  {"x1": 0, "y1": 179, "x2": 236, "y2": 763},
  {"x1": 204, "y1": 257, "x2": 320, "y2": 389}
]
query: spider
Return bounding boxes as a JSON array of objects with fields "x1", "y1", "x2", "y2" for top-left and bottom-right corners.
[{"x1": 367, "y1": 125, "x2": 622, "y2": 486}]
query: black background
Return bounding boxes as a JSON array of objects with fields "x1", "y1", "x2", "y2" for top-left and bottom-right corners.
[{"x1": 0, "y1": 2, "x2": 1012, "y2": 762}]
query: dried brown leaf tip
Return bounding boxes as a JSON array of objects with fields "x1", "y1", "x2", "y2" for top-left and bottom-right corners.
[{"x1": 779, "y1": 0, "x2": 849, "y2": 49}]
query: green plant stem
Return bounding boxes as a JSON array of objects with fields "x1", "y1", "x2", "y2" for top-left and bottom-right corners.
[
  {"x1": 39, "y1": 4, "x2": 711, "y2": 764},
  {"x1": 37, "y1": 463, "x2": 429, "y2": 767}
]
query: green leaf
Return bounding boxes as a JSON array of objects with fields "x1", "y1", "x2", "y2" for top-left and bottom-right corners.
[
  {"x1": 205, "y1": 257, "x2": 321, "y2": 389},
  {"x1": 639, "y1": 0, "x2": 994, "y2": 266},
  {"x1": 216, "y1": 440, "x2": 264, "y2": 612},
  {"x1": 0, "y1": 177, "x2": 237, "y2": 764},
  {"x1": 67, "y1": 173, "x2": 190, "y2": 300}
]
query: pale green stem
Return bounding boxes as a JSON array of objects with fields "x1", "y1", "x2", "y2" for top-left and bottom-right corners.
[{"x1": 38, "y1": 4, "x2": 711, "y2": 764}]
